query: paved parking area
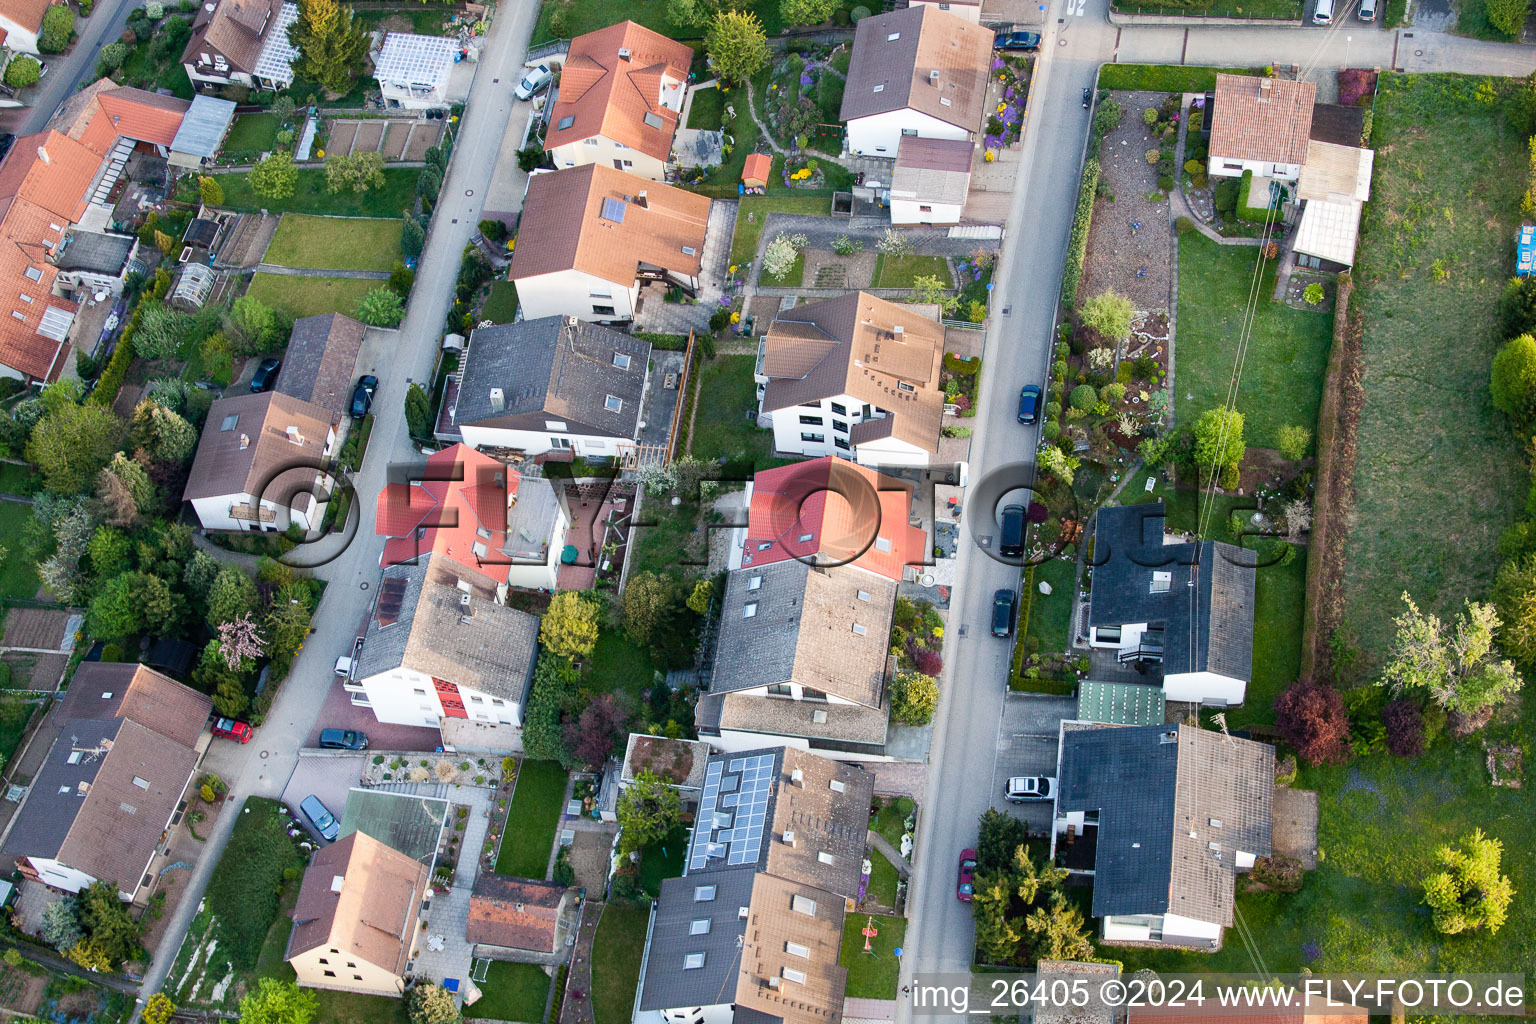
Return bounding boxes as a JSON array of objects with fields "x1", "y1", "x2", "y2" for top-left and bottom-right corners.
[
  {"x1": 279, "y1": 751, "x2": 368, "y2": 840},
  {"x1": 307, "y1": 679, "x2": 443, "y2": 750},
  {"x1": 989, "y1": 693, "x2": 1075, "y2": 834}
]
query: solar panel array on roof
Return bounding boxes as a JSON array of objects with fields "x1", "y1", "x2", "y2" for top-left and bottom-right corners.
[
  {"x1": 600, "y1": 196, "x2": 627, "y2": 223},
  {"x1": 376, "y1": 577, "x2": 407, "y2": 627},
  {"x1": 688, "y1": 752, "x2": 774, "y2": 871}
]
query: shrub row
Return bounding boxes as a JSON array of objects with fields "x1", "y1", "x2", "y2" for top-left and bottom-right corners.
[
  {"x1": 89, "y1": 268, "x2": 173, "y2": 407},
  {"x1": 1060, "y1": 157, "x2": 1100, "y2": 310}
]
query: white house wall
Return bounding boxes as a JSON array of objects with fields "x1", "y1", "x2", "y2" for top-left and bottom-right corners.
[
  {"x1": 1162, "y1": 670, "x2": 1245, "y2": 706},
  {"x1": 908, "y1": 0, "x2": 982, "y2": 21},
  {"x1": 659, "y1": 1006, "x2": 734, "y2": 1024},
  {"x1": 854, "y1": 436, "x2": 934, "y2": 469},
  {"x1": 847, "y1": 109, "x2": 971, "y2": 158},
  {"x1": 1206, "y1": 156, "x2": 1302, "y2": 182},
  {"x1": 459, "y1": 423, "x2": 627, "y2": 458},
  {"x1": 514, "y1": 269, "x2": 639, "y2": 322},
  {"x1": 359, "y1": 667, "x2": 445, "y2": 727},
  {"x1": 0, "y1": 17, "x2": 41, "y2": 53},
  {"x1": 890, "y1": 196, "x2": 964, "y2": 226},
  {"x1": 26, "y1": 857, "x2": 95, "y2": 895},
  {"x1": 550, "y1": 138, "x2": 668, "y2": 181}
]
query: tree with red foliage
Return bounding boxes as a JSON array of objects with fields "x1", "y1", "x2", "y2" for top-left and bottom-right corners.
[
  {"x1": 563, "y1": 694, "x2": 629, "y2": 770},
  {"x1": 1273, "y1": 678, "x2": 1351, "y2": 764},
  {"x1": 912, "y1": 647, "x2": 943, "y2": 676},
  {"x1": 1383, "y1": 698, "x2": 1426, "y2": 757}
]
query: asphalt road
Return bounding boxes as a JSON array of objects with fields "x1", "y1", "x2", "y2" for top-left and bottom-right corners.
[{"x1": 6, "y1": 0, "x2": 135, "y2": 135}]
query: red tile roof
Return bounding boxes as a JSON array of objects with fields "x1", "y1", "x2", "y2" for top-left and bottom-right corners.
[
  {"x1": 0, "y1": 0, "x2": 53, "y2": 34},
  {"x1": 375, "y1": 443, "x2": 523, "y2": 585},
  {"x1": 0, "y1": 195, "x2": 73, "y2": 379},
  {"x1": 742, "y1": 152, "x2": 773, "y2": 187},
  {"x1": 0, "y1": 131, "x2": 101, "y2": 222},
  {"x1": 542, "y1": 21, "x2": 693, "y2": 163},
  {"x1": 466, "y1": 874, "x2": 567, "y2": 953},
  {"x1": 741, "y1": 457, "x2": 925, "y2": 582}
]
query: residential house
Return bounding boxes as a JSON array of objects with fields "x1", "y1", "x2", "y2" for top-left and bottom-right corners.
[
  {"x1": 756, "y1": 291, "x2": 945, "y2": 467},
  {"x1": 697, "y1": 561, "x2": 898, "y2": 758},
  {"x1": 1085, "y1": 503, "x2": 1255, "y2": 706},
  {"x1": 466, "y1": 874, "x2": 573, "y2": 961},
  {"x1": 182, "y1": 390, "x2": 337, "y2": 532},
  {"x1": 840, "y1": 5, "x2": 992, "y2": 157},
  {"x1": 375, "y1": 442, "x2": 570, "y2": 595},
  {"x1": 543, "y1": 21, "x2": 692, "y2": 182},
  {"x1": 274, "y1": 313, "x2": 367, "y2": 420},
  {"x1": 1206, "y1": 73, "x2": 1315, "y2": 182},
  {"x1": 1293, "y1": 139, "x2": 1373, "y2": 272},
  {"x1": 448, "y1": 315, "x2": 652, "y2": 458},
  {"x1": 727, "y1": 457, "x2": 927, "y2": 582},
  {"x1": 348, "y1": 555, "x2": 540, "y2": 730},
  {"x1": 47, "y1": 79, "x2": 191, "y2": 175},
  {"x1": 635, "y1": 747, "x2": 873, "y2": 1024},
  {"x1": 509, "y1": 165, "x2": 710, "y2": 322},
  {"x1": 373, "y1": 33, "x2": 463, "y2": 111},
  {"x1": 1, "y1": 663, "x2": 212, "y2": 902},
  {"x1": 1133, "y1": 998, "x2": 1368, "y2": 1024},
  {"x1": 286, "y1": 830, "x2": 430, "y2": 996},
  {"x1": 181, "y1": 0, "x2": 299, "y2": 93},
  {"x1": 908, "y1": 0, "x2": 982, "y2": 21},
  {"x1": 1052, "y1": 723, "x2": 1274, "y2": 950},
  {"x1": 0, "y1": 0, "x2": 51, "y2": 53},
  {"x1": 619, "y1": 733, "x2": 712, "y2": 806},
  {"x1": 889, "y1": 135, "x2": 972, "y2": 226}
]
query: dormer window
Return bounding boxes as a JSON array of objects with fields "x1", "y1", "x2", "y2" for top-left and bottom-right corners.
[
  {"x1": 897, "y1": 381, "x2": 916, "y2": 393},
  {"x1": 604, "y1": 395, "x2": 623, "y2": 413}
]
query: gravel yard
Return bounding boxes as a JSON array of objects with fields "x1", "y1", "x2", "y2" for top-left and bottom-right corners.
[{"x1": 1080, "y1": 90, "x2": 1176, "y2": 312}]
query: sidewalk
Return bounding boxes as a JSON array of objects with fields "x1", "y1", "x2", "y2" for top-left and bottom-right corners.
[{"x1": 558, "y1": 900, "x2": 606, "y2": 1024}]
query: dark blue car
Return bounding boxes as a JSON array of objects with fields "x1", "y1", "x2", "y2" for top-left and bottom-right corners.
[
  {"x1": 1018, "y1": 384, "x2": 1042, "y2": 425},
  {"x1": 994, "y1": 30, "x2": 1042, "y2": 51},
  {"x1": 250, "y1": 357, "x2": 281, "y2": 393}
]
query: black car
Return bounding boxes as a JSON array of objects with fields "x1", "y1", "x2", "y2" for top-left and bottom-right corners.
[
  {"x1": 994, "y1": 30, "x2": 1042, "y2": 51},
  {"x1": 318, "y1": 729, "x2": 369, "y2": 750},
  {"x1": 992, "y1": 588, "x2": 1017, "y2": 638},
  {"x1": 999, "y1": 503, "x2": 1026, "y2": 558},
  {"x1": 250, "y1": 357, "x2": 281, "y2": 392},
  {"x1": 350, "y1": 375, "x2": 378, "y2": 418},
  {"x1": 1018, "y1": 384, "x2": 1042, "y2": 425}
]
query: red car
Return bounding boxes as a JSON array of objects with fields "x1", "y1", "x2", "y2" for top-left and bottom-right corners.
[
  {"x1": 957, "y1": 848, "x2": 978, "y2": 902},
  {"x1": 211, "y1": 717, "x2": 253, "y2": 743}
]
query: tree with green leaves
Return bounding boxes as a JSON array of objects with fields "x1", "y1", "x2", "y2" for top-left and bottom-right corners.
[
  {"x1": 890, "y1": 671, "x2": 939, "y2": 725},
  {"x1": 1193, "y1": 406, "x2": 1245, "y2": 478},
  {"x1": 199, "y1": 176, "x2": 225, "y2": 206},
  {"x1": 407, "y1": 983, "x2": 461, "y2": 1024},
  {"x1": 239, "y1": 978, "x2": 318, "y2": 1024},
  {"x1": 132, "y1": 303, "x2": 193, "y2": 360},
  {"x1": 1081, "y1": 289, "x2": 1134, "y2": 343},
  {"x1": 976, "y1": 807, "x2": 1029, "y2": 872},
  {"x1": 909, "y1": 274, "x2": 959, "y2": 316},
  {"x1": 1486, "y1": 0, "x2": 1530, "y2": 35},
  {"x1": 76, "y1": 880, "x2": 143, "y2": 966},
  {"x1": 686, "y1": 577, "x2": 714, "y2": 615},
  {"x1": 225, "y1": 294, "x2": 281, "y2": 355},
  {"x1": 1276, "y1": 424, "x2": 1312, "y2": 461},
  {"x1": 88, "y1": 572, "x2": 174, "y2": 640},
  {"x1": 971, "y1": 867, "x2": 1024, "y2": 964},
  {"x1": 39, "y1": 4, "x2": 73, "y2": 52},
  {"x1": 324, "y1": 151, "x2": 386, "y2": 193},
  {"x1": 248, "y1": 151, "x2": 297, "y2": 200},
  {"x1": 356, "y1": 286, "x2": 404, "y2": 327},
  {"x1": 616, "y1": 769, "x2": 683, "y2": 857},
  {"x1": 404, "y1": 382, "x2": 431, "y2": 438},
  {"x1": 621, "y1": 571, "x2": 681, "y2": 649},
  {"x1": 1493, "y1": 553, "x2": 1536, "y2": 666},
  {"x1": 1011, "y1": 843, "x2": 1066, "y2": 905},
  {"x1": 26, "y1": 395, "x2": 124, "y2": 495},
  {"x1": 668, "y1": 0, "x2": 713, "y2": 25},
  {"x1": 781, "y1": 0, "x2": 836, "y2": 24},
  {"x1": 1025, "y1": 890, "x2": 1095, "y2": 961},
  {"x1": 540, "y1": 591, "x2": 600, "y2": 661},
  {"x1": 40, "y1": 896, "x2": 83, "y2": 951},
  {"x1": 402, "y1": 216, "x2": 425, "y2": 260},
  {"x1": 1378, "y1": 592, "x2": 1522, "y2": 719},
  {"x1": 206, "y1": 566, "x2": 260, "y2": 629},
  {"x1": 1491, "y1": 333, "x2": 1536, "y2": 429},
  {"x1": 705, "y1": 9, "x2": 769, "y2": 84},
  {"x1": 288, "y1": 0, "x2": 367, "y2": 94},
  {"x1": 130, "y1": 399, "x2": 198, "y2": 466},
  {"x1": 142, "y1": 994, "x2": 177, "y2": 1024},
  {"x1": 5, "y1": 56, "x2": 40, "y2": 88},
  {"x1": 97, "y1": 452, "x2": 157, "y2": 527},
  {"x1": 522, "y1": 652, "x2": 577, "y2": 763},
  {"x1": 1423, "y1": 829, "x2": 1515, "y2": 934},
  {"x1": 96, "y1": 41, "x2": 128, "y2": 74}
]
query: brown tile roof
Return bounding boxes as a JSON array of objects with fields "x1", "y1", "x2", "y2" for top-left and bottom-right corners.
[
  {"x1": 287, "y1": 831, "x2": 429, "y2": 974},
  {"x1": 0, "y1": 195, "x2": 74, "y2": 378},
  {"x1": 183, "y1": 391, "x2": 334, "y2": 502},
  {"x1": 466, "y1": 874, "x2": 567, "y2": 953},
  {"x1": 183, "y1": 0, "x2": 280, "y2": 75},
  {"x1": 509, "y1": 165, "x2": 710, "y2": 286},
  {"x1": 61, "y1": 662, "x2": 212, "y2": 747},
  {"x1": 760, "y1": 291, "x2": 945, "y2": 454},
  {"x1": 839, "y1": 5, "x2": 992, "y2": 133},
  {"x1": 0, "y1": 0, "x2": 54, "y2": 33},
  {"x1": 1209, "y1": 74, "x2": 1315, "y2": 167},
  {"x1": 736, "y1": 873, "x2": 848, "y2": 1024},
  {"x1": 710, "y1": 690, "x2": 890, "y2": 746},
  {"x1": 0, "y1": 130, "x2": 102, "y2": 222},
  {"x1": 764, "y1": 750, "x2": 875, "y2": 898},
  {"x1": 543, "y1": 21, "x2": 693, "y2": 163},
  {"x1": 274, "y1": 313, "x2": 366, "y2": 416}
]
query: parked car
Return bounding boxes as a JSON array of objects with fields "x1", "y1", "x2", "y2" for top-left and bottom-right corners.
[
  {"x1": 999, "y1": 503, "x2": 1026, "y2": 558},
  {"x1": 515, "y1": 63, "x2": 553, "y2": 101},
  {"x1": 211, "y1": 717, "x2": 253, "y2": 743},
  {"x1": 1018, "y1": 384, "x2": 1042, "y2": 425},
  {"x1": 1357, "y1": 0, "x2": 1376, "y2": 19},
  {"x1": 350, "y1": 375, "x2": 377, "y2": 418},
  {"x1": 300, "y1": 795, "x2": 340, "y2": 841},
  {"x1": 250, "y1": 357, "x2": 281, "y2": 392},
  {"x1": 334, "y1": 635, "x2": 364, "y2": 678},
  {"x1": 992, "y1": 588, "x2": 1017, "y2": 638},
  {"x1": 319, "y1": 729, "x2": 369, "y2": 750},
  {"x1": 994, "y1": 30, "x2": 1041, "y2": 51},
  {"x1": 957, "y1": 848, "x2": 978, "y2": 901},
  {"x1": 1005, "y1": 776, "x2": 1056, "y2": 802}
]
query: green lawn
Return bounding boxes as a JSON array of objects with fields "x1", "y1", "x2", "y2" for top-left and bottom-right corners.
[
  {"x1": 872, "y1": 253, "x2": 951, "y2": 289},
  {"x1": 591, "y1": 901, "x2": 650, "y2": 1024},
  {"x1": 482, "y1": 280, "x2": 520, "y2": 324},
  {"x1": 474, "y1": 961, "x2": 552, "y2": 1023},
  {"x1": 639, "y1": 825, "x2": 689, "y2": 897},
  {"x1": 204, "y1": 797, "x2": 305, "y2": 972},
  {"x1": 0, "y1": 464, "x2": 40, "y2": 497},
  {"x1": 0, "y1": 502, "x2": 39, "y2": 600},
  {"x1": 586, "y1": 630, "x2": 659, "y2": 702},
  {"x1": 762, "y1": 250, "x2": 806, "y2": 287},
  {"x1": 0, "y1": 698, "x2": 37, "y2": 777},
  {"x1": 686, "y1": 85, "x2": 725, "y2": 131},
  {"x1": 207, "y1": 168, "x2": 419, "y2": 218},
  {"x1": 1339, "y1": 73, "x2": 1527, "y2": 665},
  {"x1": 873, "y1": 796, "x2": 913, "y2": 853},
  {"x1": 495, "y1": 760, "x2": 568, "y2": 877},
  {"x1": 865, "y1": 848, "x2": 900, "y2": 906},
  {"x1": 262, "y1": 214, "x2": 402, "y2": 272},
  {"x1": 308, "y1": 987, "x2": 411, "y2": 1024},
  {"x1": 1238, "y1": 552, "x2": 1306, "y2": 727},
  {"x1": 684, "y1": 355, "x2": 783, "y2": 472},
  {"x1": 224, "y1": 112, "x2": 281, "y2": 154},
  {"x1": 244, "y1": 273, "x2": 378, "y2": 320},
  {"x1": 1174, "y1": 232, "x2": 1332, "y2": 450},
  {"x1": 1096, "y1": 65, "x2": 1261, "y2": 92},
  {"x1": 1023, "y1": 556, "x2": 1076, "y2": 652},
  {"x1": 729, "y1": 196, "x2": 831, "y2": 267},
  {"x1": 838, "y1": 913, "x2": 906, "y2": 999}
]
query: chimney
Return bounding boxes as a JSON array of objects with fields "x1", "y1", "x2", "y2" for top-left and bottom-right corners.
[
  {"x1": 1258, "y1": 78, "x2": 1272, "y2": 102},
  {"x1": 782, "y1": 830, "x2": 796, "y2": 847},
  {"x1": 893, "y1": 325, "x2": 904, "y2": 335},
  {"x1": 35, "y1": 146, "x2": 48, "y2": 165},
  {"x1": 635, "y1": 190, "x2": 648, "y2": 209},
  {"x1": 928, "y1": 70, "x2": 940, "y2": 84},
  {"x1": 790, "y1": 768, "x2": 803, "y2": 787},
  {"x1": 618, "y1": 47, "x2": 631, "y2": 61},
  {"x1": 489, "y1": 387, "x2": 504, "y2": 412},
  {"x1": 285, "y1": 425, "x2": 304, "y2": 446},
  {"x1": 239, "y1": 433, "x2": 250, "y2": 449}
]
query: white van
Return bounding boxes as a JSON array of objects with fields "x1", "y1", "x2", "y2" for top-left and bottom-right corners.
[
  {"x1": 1313, "y1": 0, "x2": 1334, "y2": 22},
  {"x1": 1357, "y1": 0, "x2": 1376, "y2": 20}
]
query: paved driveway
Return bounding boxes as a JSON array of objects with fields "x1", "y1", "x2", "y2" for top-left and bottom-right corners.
[
  {"x1": 279, "y1": 752, "x2": 367, "y2": 840},
  {"x1": 988, "y1": 694, "x2": 1075, "y2": 834}
]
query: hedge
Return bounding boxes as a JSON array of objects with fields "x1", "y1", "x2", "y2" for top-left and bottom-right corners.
[
  {"x1": 89, "y1": 268, "x2": 173, "y2": 407},
  {"x1": 1096, "y1": 64, "x2": 1261, "y2": 93},
  {"x1": 632, "y1": 331, "x2": 690, "y2": 351},
  {"x1": 1060, "y1": 157, "x2": 1100, "y2": 310}
]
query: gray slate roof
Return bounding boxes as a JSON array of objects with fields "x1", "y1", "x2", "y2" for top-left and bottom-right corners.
[
  {"x1": 1057, "y1": 723, "x2": 1274, "y2": 927},
  {"x1": 274, "y1": 313, "x2": 366, "y2": 418},
  {"x1": 1086, "y1": 503, "x2": 1255, "y2": 682},
  {"x1": 455, "y1": 316, "x2": 651, "y2": 440},
  {"x1": 1, "y1": 718, "x2": 121, "y2": 863},
  {"x1": 55, "y1": 232, "x2": 135, "y2": 275},
  {"x1": 171, "y1": 94, "x2": 237, "y2": 158},
  {"x1": 638, "y1": 868, "x2": 755, "y2": 1011}
]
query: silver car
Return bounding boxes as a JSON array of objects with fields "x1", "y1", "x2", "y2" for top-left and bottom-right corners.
[
  {"x1": 1005, "y1": 776, "x2": 1056, "y2": 802},
  {"x1": 515, "y1": 64, "x2": 553, "y2": 101}
]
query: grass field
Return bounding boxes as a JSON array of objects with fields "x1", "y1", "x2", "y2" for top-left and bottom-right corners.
[
  {"x1": 245, "y1": 274, "x2": 378, "y2": 320},
  {"x1": 204, "y1": 797, "x2": 305, "y2": 972},
  {"x1": 591, "y1": 902, "x2": 650, "y2": 1024},
  {"x1": 482, "y1": 280, "x2": 520, "y2": 324},
  {"x1": 686, "y1": 86, "x2": 725, "y2": 131},
  {"x1": 838, "y1": 914, "x2": 906, "y2": 999},
  {"x1": 762, "y1": 250, "x2": 806, "y2": 287},
  {"x1": 586, "y1": 630, "x2": 659, "y2": 704},
  {"x1": 1024, "y1": 556, "x2": 1077, "y2": 652},
  {"x1": 1339, "y1": 73, "x2": 1526, "y2": 664},
  {"x1": 866, "y1": 848, "x2": 900, "y2": 906},
  {"x1": 872, "y1": 253, "x2": 951, "y2": 289},
  {"x1": 1175, "y1": 233, "x2": 1333, "y2": 450},
  {"x1": 0, "y1": 463, "x2": 37, "y2": 496},
  {"x1": 730, "y1": 196, "x2": 830, "y2": 267},
  {"x1": 263, "y1": 215, "x2": 402, "y2": 272},
  {"x1": 0, "y1": 502, "x2": 38, "y2": 600},
  {"x1": 224, "y1": 113, "x2": 281, "y2": 153},
  {"x1": 0, "y1": 698, "x2": 37, "y2": 776},
  {"x1": 873, "y1": 796, "x2": 914, "y2": 853},
  {"x1": 639, "y1": 824, "x2": 688, "y2": 897},
  {"x1": 208, "y1": 168, "x2": 419, "y2": 218},
  {"x1": 475, "y1": 961, "x2": 552, "y2": 1023},
  {"x1": 1097, "y1": 65, "x2": 1261, "y2": 92},
  {"x1": 681, "y1": 355, "x2": 784, "y2": 473},
  {"x1": 495, "y1": 760, "x2": 568, "y2": 877}
]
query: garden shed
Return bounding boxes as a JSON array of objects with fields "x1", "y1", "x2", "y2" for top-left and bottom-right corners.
[{"x1": 742, "y1": 152, "x2": 772, "y2": 188}]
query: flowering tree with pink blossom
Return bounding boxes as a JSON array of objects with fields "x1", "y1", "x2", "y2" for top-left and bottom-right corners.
[{"x1": 216, "y1": 614, "x2": 267, "y2": 671}]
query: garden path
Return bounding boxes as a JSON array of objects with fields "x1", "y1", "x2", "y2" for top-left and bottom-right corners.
[
  {"x1": 867, "y1": 831, "x2": 911, "y2": 878},
  {"x1": 253, "y1": 263, "x2": 392, "y2": 279}
]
